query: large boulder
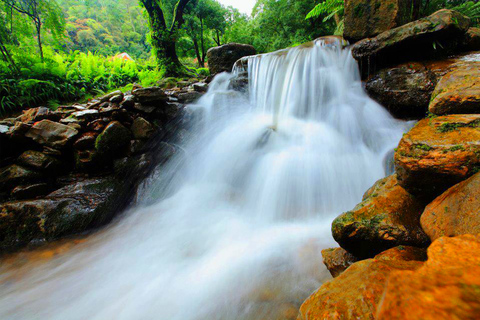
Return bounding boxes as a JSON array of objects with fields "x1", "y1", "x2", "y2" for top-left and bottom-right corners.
[
  {"x1": 207, "y1": 43, "x2": 256, "y2": 75},
  {"x1": 297, "y1": 246, "x2": 426, "y2": 320},
  {"x1": 395, "y1": 115, "x2": 480, "y2": 200},
  {"x1": 377, "y1": 234, "x2": 480, "y2": 320},
  {"x1": 365, "y1": 62, "x2": 437, "y2": 119},
  {"x1": 462, "y1": 27, "x2": 480, "y2": 51},
  {"x1": 0, "y1": 165, "x2": 43, "y2": 192},
  {"x1": 332, "y1": 174, "x2": 429, "y2": 258},
  {"x1": 352, "y1": 9, "x2": 470, "y2": 76},
  {"x1": 344, "y1": 0, "x2": 414, "y2": 43},
  {"x1": 429, "y1": 61, "x2": 480, "y2": 115},
  {"x1": 321, "y1": 247, "x2": 359, "y2": 278},
  {"x1": 132, "y1": 87, "x2": 168, "y2": 104},
  {"x1": 0, "y1": 177, "x2": 127, "y2": 251},
  {"x1": 95, "y1": 121, "x2": 132, "y2": 159},
  {"x1": 25, "y1": 120, "x2": 79, "y2": 149},
  {"x1": 421, "y1": 172, "x2": 480, "y2": 241}
]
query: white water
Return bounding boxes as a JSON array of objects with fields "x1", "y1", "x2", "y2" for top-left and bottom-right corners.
[{"x1": 0, "y1": 39, "x2": 408, "y2": 320}]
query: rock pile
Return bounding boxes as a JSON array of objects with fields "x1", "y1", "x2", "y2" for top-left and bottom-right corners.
[{"x1": 0, "y1": 80, "x2": 207, "y2": 252}]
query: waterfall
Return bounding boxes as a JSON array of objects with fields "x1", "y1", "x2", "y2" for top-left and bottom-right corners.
[{"x1": 0, "y1": 38, "x2": 408, "y2": 320}]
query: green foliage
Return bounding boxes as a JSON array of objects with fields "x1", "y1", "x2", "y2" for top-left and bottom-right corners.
[
  {"x1": 306, "y1": 0, "x2": 343, "y2": 22},
  {"x1": 451, "y1": 1, "x2": 480, "y2": 25},
  {"x1": 421, "y1": 0, "x2": 480, "y2": 25}
]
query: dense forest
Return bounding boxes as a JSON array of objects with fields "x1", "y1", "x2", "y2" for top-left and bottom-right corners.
[{"x1": 1, "y1": 0, "x2": 479, "y2": 113}]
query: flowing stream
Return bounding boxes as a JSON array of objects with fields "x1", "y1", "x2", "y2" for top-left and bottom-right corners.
[{"x1": 0, "y1": 38, "x2": 409, "y2": 320}]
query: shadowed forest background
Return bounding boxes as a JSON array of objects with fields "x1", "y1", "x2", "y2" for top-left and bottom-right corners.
[{"x1": 1, "y1": 0, "x2": 479, "y2": 113}]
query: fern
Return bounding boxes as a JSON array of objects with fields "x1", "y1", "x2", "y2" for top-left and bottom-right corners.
[
  {"x1": 306, "y1": 0, "x2": 344, "y2": 22},
  {"x1": 451, "y1": 1, "x2": 480, "y2": 25}
]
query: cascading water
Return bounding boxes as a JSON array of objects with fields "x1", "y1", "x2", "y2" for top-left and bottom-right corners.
[{"x1": 0, "y1": 38, "x2": 409, "y2": 320}]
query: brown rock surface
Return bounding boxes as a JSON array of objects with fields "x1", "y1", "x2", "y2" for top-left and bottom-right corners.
[
  {"x1": 377, "y1": 234, "x2": 480, "y2": 320},
  {"x1": 321, "y1": 247, "x2": 359, "y2": 278},
  {"x1": 297, "y1": 246, "x2": 425, "y2": 320},
  {"x1": 332, "y1": 175, "x2": 429, "y2": 258},
  {"x1": 429, "y1": 61, "x2": 480, "y2": 115},
  {"x1": 344, "y1": 0, "x2": 413, "y2": 43},
  {"x1": 421, "y1": 172, "x2": 480, "y2": 241},
  {"x1": 395, "y1": 114, "x2": 480, "y2": 199},
  {"x1": 25, "y1": 120, "x2": 79, "y2": 149}
]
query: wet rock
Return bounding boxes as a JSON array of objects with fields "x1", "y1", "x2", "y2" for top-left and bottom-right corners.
[
  {"x1": 17, "y1": 150, "x2": 62, "y2": 172},
  {"x1": 133, "y1": 103, "x2": 156, "y2": 114},
  {"x1": 421, "y1": 172, "x2": 480, "y2": 241},
  {"x1": 321, "y1": 247, "x2": 359, "y2": 278},
  {"x1": 87, "y1": 119, "x2": 108, "y2": 132},
  {"x1": 109, "y1": 93, "x2": 124, "y2": 103},
  {"x1": 25, "y1": 120, "x2": 79, "y2": 149},
  {"x1": 365, "y1": 62, "x2": 436, "y2": 119},
  {"x1": 352, "y1": 9, "x2": 471, "y2": 76},
  {"x1": 0, "y1": 165, "x2": 43, "y2": 192},
  {"x1": 73, "y1": 132, "x2": 98, "y2": 150},
  {"x1": 177, "y1": 91, "x2": 203, "y2": 104},
  {"x1": 344, "y1": 0, "x2": 414, "y2": 43},
  {"x1": 95, "y1": 121, "x2": 131, "y2": 159},
  {"x1": 71, "y1": 109, "x2": 99, "y2": 120},
  {"x1": 120, "y1": 95, "x2": 135, "y2": 109},
  {"x1": 207, "y1": 43, "x2": 256, "y2": 75},
  {"x1": 332, "y1": 175, "x2": 429, "y2": 258},
  {"x1": 429, "y1": 62, "x2": 480, "y2": 115},
  {"x1": 18, "y1": 107, "x2": 60, "y2": 123},
  {"x1": 74, "y1": 149, "x2": 100, "y2": 172},
  {"x1": 193, "y1": 82, "x2": 208, "y2": 92},
  {"x1": 0, "y1": 177, "x2": 127, "y2": 251},
  {"x1": 100, "y1": 90, "x2": 123, "y2": 103},
  {"x1": 114, "y1": 153, "x2": 153, "y2": 180},
  {"x1": 132, "y1": 87, "x2": 168, "y2": 104},
  {"x1": 11, "y1": 183, "x2": 52, "y2": 200},
  {"x1": 462, "y1": 27, "x2": 480, "y2": 51},
  {"x1": 297, "y1": 246, "x2": 425, "y2": 320},
  {"x1": 395, "y1": 115, "x2": 480, "y2": 199},
  {"x1": 376, "y1": 235, "x2": 480, "y2": 320},
  {"x1": 131, "y1": 117, "x2": 155, "y2": 140}
]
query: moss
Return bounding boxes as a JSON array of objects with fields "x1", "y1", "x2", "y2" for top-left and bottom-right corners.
[
  {"x1": 437, "y1": 120, "x2": 480, "y2": 133},
  {"x1": 414, "y1": 143, "x2": 433, "y2": 151},
  {"x1": 445, "y1": 145, "x2": 465, "y2": 152}
]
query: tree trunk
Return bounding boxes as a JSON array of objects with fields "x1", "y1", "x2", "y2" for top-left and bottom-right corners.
[
  {"x1": 35, "y1": 20, "x2": 44, "y2": 62},
  {"x1": 412, "y1": 0, "x2": 422, "y2": 20},
  {"x1": 199, "y1": 17, "x2": 205, "y2": 68},
  {"x1": 141, "y1": 0, "x2": 191, "y2": 76}
]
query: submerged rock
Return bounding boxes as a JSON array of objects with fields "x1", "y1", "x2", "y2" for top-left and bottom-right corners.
[
  {"x1": 297, "y1": 246, "x2": 425, "y2": 320},
  {"x1": 344, "y1": 0, "x2": 414, "y2": 43},
  {"x1": 429, "y1": 61, "x2": 480, "y2": 115},
  {"x1": 395, "y1": 115, "x2": 480, "y2": 199},
  {"x1": 321, "y1": 247, "x2": 359, "y2": 278},
  {"x1": 332, "y1": 174, "x2": 429, "y2": 258},
  {"x1": 376, "y1": 234, "x2": 480, "y2": 320},
  {"x1": 352, "y1": 9, "x2": 470, "y2": 76},
  {"x1": 421, "y1": 172, "x2": 480, "y2": 241},
  {"x1": 207, "y1": 43, "x2": 256, "y2": 75}
]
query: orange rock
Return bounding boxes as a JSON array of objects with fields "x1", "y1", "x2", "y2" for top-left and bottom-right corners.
[
  {"x1": 321, "y1": 247, "x2": 359, "y2": 278},
  {"x1": 429, "y1": 62, "x2": 480, "y2": 115},
  {"x1": 332, "y1": 175, "x2": 428, "y2": 258},
  {"x1": 395, "y1": 115, "x2": 480, "y2": 200},
  {"x1": 297, "y1": 246, "x2": 425, "y2": 320},
  {"x1": 421, "y1": 172, "x2": 480, "y2": 241},
  {"x1": 376, "y1": 234, "x2": 480, "y2": 320}
]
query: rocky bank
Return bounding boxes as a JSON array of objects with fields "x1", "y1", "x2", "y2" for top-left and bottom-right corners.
[{"x1": 298, "y1": 4, "x2": 480, "y2": 320}]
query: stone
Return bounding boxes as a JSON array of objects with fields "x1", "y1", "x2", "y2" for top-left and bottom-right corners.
[
  {"x1": 71, "y1": 109, "x2": 99, "y2": 120},
  {"x1": 352, "y1": 9, "x2": 471, "y2": 76},
  {"x1": 177, "y1": 91, "x2": 203, "y2": 104},
  {"x1": 365, "y1": 62, "x2": 436, "y2": 119},
  {"x1": 25, "y1": 120, "x2": 79, "y2": 149},
  {"x1": 100, "y1": 90, "x2": 123, "y2": 103},
  {"x1": 321, "y1": 247, "x2": 359, "y2": 278},
  {"x1": 207, "y1": 43, "x2": 256, "y2": 75},
  {"x1": 395, "y1": 115, "x2": 480, "y2": 200},
  {"x1": 132, "y1": 87, "x2": 168, "y2": 104},
  {"x1": 74, "y1": 149, "x2": 101, "y2": 172},
  {"x1": 429, "y1": 62, "x2": 480, "y2": 115},
  {"x1": 120, "y1": 95, "x2": 135, "y2": 108},
  {"x1": 344, "y1": 0, "x2": 414, "y2": 43},
  {"x1": 109, "y1": 94, "x2": 124, "y2": 103},
  {"x1": 17, "y1": 150, "x2": 62, "y2": 172},
  {"x1": 376, "y1": 235, "x2": 480, "y2": 320},
  {"x1": 113, "y1": 154, "x2": 153, "y2": 180},
  {"x1": 332, "y1": 175, "x2": 429, "y2": 258},
  {"x1": 297, "y1": 246, "x2": 425, "y2": 320},
  {"x1": 95, "y1": 121, "x2": 131, "y2": 158},
  {"x1": 133, "y1": 103, "x2": 156, "y2": 114},
  {"x1": 18, "y1": 107, "x2": 60, "y2": 123},
  {"x1": 421, "y1": 172, "x2": 480, "y2": 241},
  {"x1": 131, "y1": 117, "x2": 155, "y2": 140},
  {"x1": 0, "y1": 178, "x2": 127, "y2": 251},
  {"x1": 0, "y1": 165, "x2": 43, "y2": 192},
  {"x1": 11, "y1": 183, "x2": 51, "y2": 200},
  {"x1": 73, "y1": 132, "x2": 98, "y2": 150},
  {"x1": 462, "y1": 27, "x2": 480, "y2": 51},
  {"x1": 193, "y1": 82, "x2": 208, "y2": 92}
]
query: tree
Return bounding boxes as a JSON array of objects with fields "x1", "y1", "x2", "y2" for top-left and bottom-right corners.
[
  {"x1": 0, "y1": 0, "x2": 64, "y2": 61},
  {"x1": 139, "y1": 0, "x2": 192, "y2": 75}
]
